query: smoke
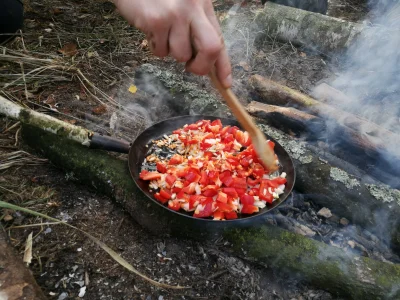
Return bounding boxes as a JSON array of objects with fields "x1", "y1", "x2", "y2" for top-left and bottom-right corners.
[
  {"x1": 310, "y1": 0, "x2": 400, "y2": 186},
  {"x1": 325, "y1": 1, "x2": 400, "y2": 133}
]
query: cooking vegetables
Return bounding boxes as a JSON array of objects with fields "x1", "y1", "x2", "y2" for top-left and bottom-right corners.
[{"x1": 139, "y1": 119, "x2": 287, "y2": 220}]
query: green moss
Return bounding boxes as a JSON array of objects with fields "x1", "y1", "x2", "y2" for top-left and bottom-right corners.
[{"x1": 20, "y1": 109, "x2": 90, "y2": 144}]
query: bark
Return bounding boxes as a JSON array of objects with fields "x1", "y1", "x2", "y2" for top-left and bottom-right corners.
[
  {"x1": 311, "y1": 82, "x2": 355, "y2": 107},
  {"x1": 255, "y1": 121, "x2": 400, "y2": 252},
  {"x1": 249, "y1": 75, "x2": 400, "y2": 184},
  {"x1": 245, "y1": 101, "x2": 390, "y2": 173},
  {"x1": 0, "y1": 226, "x2": 47, "y2": 300},
  {"x1": 0, "y1": 95, "x2": 93, "y2": 146},
  {"x1": 254, "y1": 2, "x2": 365, "y2": 54},
  {"x1": 18, "y1": 124, "x2": 400, "y2": 300},
  {"x1": 246, "y1": 101, "x2": 325, "y2": 136}
]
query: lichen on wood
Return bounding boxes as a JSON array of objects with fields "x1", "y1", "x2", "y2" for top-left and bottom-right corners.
[
  {"x1": 254, "y1": 2, "x2": 365, "y2": 54},
  {"x1": 256, "y1": 121, "x2": 400, "y2": 252},
  {"x1": 0, "y1": 95, "x2": 92, "y2": 146},
  {"x1": 224, "y1": 227, "x2": 400, "y2": 299},
  {"x1": 20, "y1": 124, "x2": 400, "y2": 299}
]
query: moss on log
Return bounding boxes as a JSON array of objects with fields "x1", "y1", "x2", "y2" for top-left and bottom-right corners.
[
  {"x1": 224, "y1": 227, "x2": 400, "y2": 299},
  {"x1": 0, "y1": 95, "x2": 92, "y2": 146},
  {"x1": 254, "y1": 2, "x2": 365, "y2": 54},
  {"x1": 256, "y1": 123, "x2": 400, "y2": 252},
  {"x1": 20, "y1": 125, "x2": 400, "y2": 299}
]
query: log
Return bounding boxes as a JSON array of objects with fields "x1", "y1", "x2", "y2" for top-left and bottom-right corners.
[
  {"x1": 246, "y1": 101, "x2": 326, "y2": 136},
  {"x1": 0, "y1": 226, "x2": 47, "y2": 300},
  {"x1": 17, "y1": 123, "x2": 400, "y2": 299},
  {"x1": 245, "y1": 101, "x2": 400, "y2": 187},
  {"x1": 254, "y1": 2, "x2": 365, "y2": 54},
  {"x1": 249, "y1": 74, "x2": 400, "y2": 184},
  {"x1": 311, "y1": 82, "x2": 355, "y2": 107},
  {"x1": 0, "y1": 95, "x2": 399, "y2": 251}
]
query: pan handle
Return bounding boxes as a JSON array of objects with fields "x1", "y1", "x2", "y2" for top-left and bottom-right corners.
[{"x1": 89, "y1": 133, "x2": 130, "y2": 154}]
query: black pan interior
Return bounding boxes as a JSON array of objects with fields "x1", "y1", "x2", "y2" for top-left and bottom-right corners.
[{"x1": 129, "y1": 115, "x2": 295, "y2": 222}]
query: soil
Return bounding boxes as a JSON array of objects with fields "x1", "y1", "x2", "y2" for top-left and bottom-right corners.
[{"x1": 0, "y1": 0, "x2": 371, "y2": 299}]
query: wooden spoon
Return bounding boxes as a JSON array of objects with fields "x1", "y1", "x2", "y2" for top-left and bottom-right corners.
[{"x1": 208, "y1": 68, "x2": 278, "y2": 172}]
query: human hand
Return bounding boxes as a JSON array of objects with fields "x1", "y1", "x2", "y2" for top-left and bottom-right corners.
[{"x1": 114, "y1": 0, "x2": 232, "y2": 88}]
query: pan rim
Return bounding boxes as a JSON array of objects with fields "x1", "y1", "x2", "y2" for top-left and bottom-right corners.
[{"x1": 129, "y1": 115, "x2": 296, "y2": 223}]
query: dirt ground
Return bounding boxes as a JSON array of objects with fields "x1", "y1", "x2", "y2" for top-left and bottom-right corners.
[{"x1": 0, "y1": 0, "x2": 370, "y2": 299}]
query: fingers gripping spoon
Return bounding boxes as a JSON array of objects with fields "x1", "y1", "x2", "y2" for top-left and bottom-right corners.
[{"x1": 208, "y1": 68, "x2": 279, "y2": 172}]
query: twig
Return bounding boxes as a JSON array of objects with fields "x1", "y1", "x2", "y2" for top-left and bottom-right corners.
[
  {"x1": 207, "y1": 269, "x2": 228, "y2": 280},
  {"x1": 19, "y1": 62, "x2": 29, "y2": 102},
  {"x1": 14, "y1": 127, "x2": 21, "y2": 146},
  {"x1": 2, "y1": 121, "x2": 21, "y2": 133},
  {"x1": 7, "y1": 222, "x2": 63, "y2": 229},
  {"x1": 19, "y1": 29, "x2": 27, "y2": 52}
]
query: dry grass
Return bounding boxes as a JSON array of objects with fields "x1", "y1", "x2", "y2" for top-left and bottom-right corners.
[{"x1": 0, "y1": 0, "x2": 149, "y2": 126}]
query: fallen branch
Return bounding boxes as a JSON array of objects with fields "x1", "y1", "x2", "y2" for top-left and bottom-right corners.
[
  {"x1": 0, "y1": 201, "x2": 187, "y2": 290},
  {"x1": 0, "y1": 94, "x2": 399, "y2": 250},
  {"x1": 311, "y1": 82, "x2": 355, "y2": 107},
  {"x1": 246, "y1": 101, "x2": 324, "y2": 136},
  {"x1": 0, "y1": 226, "x2": 47, "y2": 300},
  {"x1": 249, "y1": 75, "x2": 400, "y2": 184},
  {"x1": 254, "y1": 2, "x2": 365, "y2": 54},
  {"x1": 17, "y1": 123, "x2": 400, "y2": 299},
  {"x1": 0, "y1": 95, "x2": 92, "y2": 146}
]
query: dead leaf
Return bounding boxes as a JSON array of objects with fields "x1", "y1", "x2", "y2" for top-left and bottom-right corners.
[
  {"x1": 128, "y1": 84, "x2": 138, "y2": 94},
  {"x1": 63, "y1": 119, "x2": 77, "y2": 125},
  {"x1": 238, "y1": 61, "x2": 250, "y2": 72},
  {"x1": 58, "y1": 43, "x2": 78, "y2": 57},
  {"x1": 3, "y1": 214, "x2": 13, "y2": 221},
  {"x1": 43, "y1": 94, "x2": 55, "y2": 105},
  {"x1": 53, "y1": 7, "x2": 63, "y2": 15},
  {"x1": 140, "y1": 39, "x2": 148, "y2": 49},
  {"x1": 23, "y1": 232, "x2": 33, "y2": 266},
  {"x1": 92, "y1": 105, "x2": 107, "y2": 115}
]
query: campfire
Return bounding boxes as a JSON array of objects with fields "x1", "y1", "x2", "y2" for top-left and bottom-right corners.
[{"x1": 1, "y1": 0, "x2": 400, "y2": 299}]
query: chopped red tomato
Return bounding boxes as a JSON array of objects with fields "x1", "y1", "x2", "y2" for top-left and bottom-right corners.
[
  {"x1": 213, "y1": 210, "x2": 225, "y2": 220},
  {"x1": 140, "y1": 119, "x2": 285, "y2": 219},
  {"x1": 241, "y1": 205, "x2": 259, "y2": 214},
  {"x1": 232, "y1": 177, "x2": 247, "y2": 189},
  {"x1": 259, "y1": 180, "x2": 273, "y2": 203},
  {"x1": 216, "y1": 202, "x2": 234, "y2": 212},
  {"x1": 225, "y1": 211, "x2": 238, "y2": 220},
  {"x1": 194, "y1": 199, "x2": 213, "y2": 218},
  {"x1": 169, "y1": 154, "x2": 184, "y2": 165},
  {"x1": 216, "y1": 191, "x2": 228, "y2": 203},
  {"x1": 159, "y1": 189, "x2": 172, "y2": 200},
  {"x1": 165, "y1": 174, "x2": 177, "y2": 187},
  {"x1": 247, "y1": 177, "x2": 260, "y2": 186},
  {"x1": 154, "y1": 192, "x2": 168, "y2": 204},
  {"x1": 252, "y1": 163, "x2": 265, "y2": 178},
  {"x1": 221, "y1": 187, "x2": 239, "y2": 198},
  {"x1": 185, "y1": 171, "x2": 201, "y2": 183},
  {"x1": 156, "y1": 162, "x2": 167, "y2": 173},
  {"x1": 240, "y1": 194, "x2": 255, "y2": 205},
  {"x1": 168, "y1": 200, "x2": 181, "y2": 211},
  {"x1": 202, "y1": 185, "x2": 219, "y2": 197},
  {"x1": 140, "y1": 170, "x2": 162, "y2": 181}
]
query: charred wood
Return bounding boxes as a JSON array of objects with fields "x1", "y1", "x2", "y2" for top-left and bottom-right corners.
[
  {"x1": 18, "y1": 125, "x2": 400, "y2": 300},
  {"x1": 249, "y1": 75, "x2": 400, "y2": 187}
]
